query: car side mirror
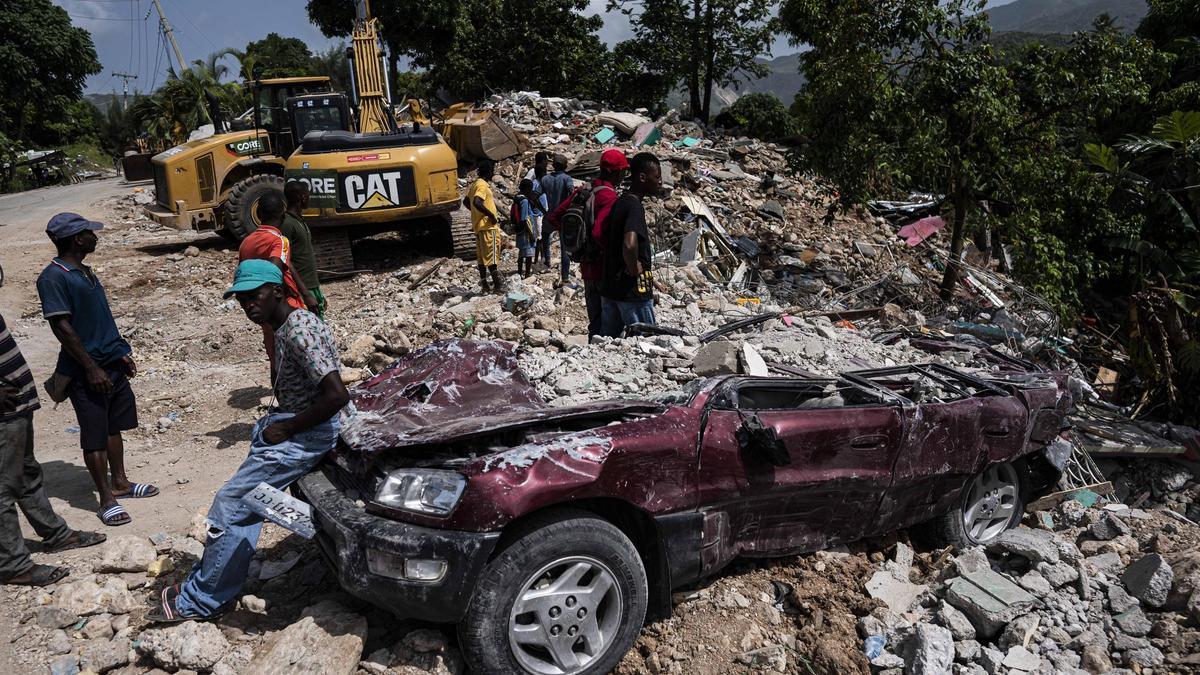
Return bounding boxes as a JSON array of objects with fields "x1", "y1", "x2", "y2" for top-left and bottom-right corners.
[{"x1": 736, "y1": 414, "x2": 790, "y2": 466}]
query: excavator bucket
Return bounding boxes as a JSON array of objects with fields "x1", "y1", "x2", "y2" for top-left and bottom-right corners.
[{"x1": 437, "y1": 106, "x2": 529, "y2": 162}]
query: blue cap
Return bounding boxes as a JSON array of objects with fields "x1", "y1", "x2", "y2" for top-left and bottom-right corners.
[
  {"x1": 46, "y1": 212, "x2": 104, "y2": 241},
  {"x1": 224, "y1": 259, "x2": 284, "y2": 298}
]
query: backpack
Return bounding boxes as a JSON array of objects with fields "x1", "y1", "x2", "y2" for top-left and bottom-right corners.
[
  {"x1": 560, "y1": 183, "x2": 614, "y2": 263},
  {"x1": 506, "y1": 195, "x2": 528, "y2": 236}
]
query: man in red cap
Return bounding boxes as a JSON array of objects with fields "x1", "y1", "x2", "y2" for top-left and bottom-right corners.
[{"x1": 548, "y1": 149, "x2": 626, "y2": 336}]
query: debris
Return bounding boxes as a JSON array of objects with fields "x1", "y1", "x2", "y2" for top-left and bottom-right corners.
[
  {"x1": 246, "y1": 600, "x2": 367, "y2": 675},
  {"x1": 1121, "y1": 553, "x2": 1174, "y2": 608},
  {"x1": 944, "y1": 569, "x2": 1036, "y2": 639}
]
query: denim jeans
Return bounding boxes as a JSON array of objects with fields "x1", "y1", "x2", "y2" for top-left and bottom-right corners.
[
  {"x1": 600, "y1": 298, "x2": 656, "y2": 338},
  {"x1": 0, "y1": 413, "x2": 71, "y2": 578},
  {"x1": 538, "y1": 231, "x2": 571, "y2": 279},
  {"x1": 584, "y1": 280, "x2": 603, "y2": 337},
  {"x1": 175, "y1": 412, "x2": 339, "y2": 617}
]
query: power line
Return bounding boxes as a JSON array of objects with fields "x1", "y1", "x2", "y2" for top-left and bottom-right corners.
[
  {"x1": 162, "y1": 0, "x2": 220, "y2": 54},
  {"x1": 68, "y1": 13, "x2": 136, "y2": 21}
]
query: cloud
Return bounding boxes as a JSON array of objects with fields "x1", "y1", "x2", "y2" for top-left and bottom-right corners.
[{"x1": 53, "y1": 0, "x2": 128, "y2": 36}]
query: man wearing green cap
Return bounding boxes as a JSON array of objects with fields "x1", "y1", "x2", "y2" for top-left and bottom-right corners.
[{"x1": 148, "y1": 259, "x2": 349, "y2": 622}]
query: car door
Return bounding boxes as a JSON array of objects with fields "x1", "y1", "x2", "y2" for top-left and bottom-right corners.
[
  {"x1": 696, "y1": 379, "x2": 905, "y2": 563},
  {"x1": 873, "y1": 394, "x2": 1028, "y2": 535}
]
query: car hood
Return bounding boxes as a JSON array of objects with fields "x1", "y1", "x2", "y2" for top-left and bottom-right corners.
[{"x1": 337, "y1": 339, "x2": 663, "y2": 463}]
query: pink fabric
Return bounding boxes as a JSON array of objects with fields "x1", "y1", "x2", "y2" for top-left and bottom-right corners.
[{"x1": 897, "y1": 216, "x2": 946, "y2": 247}]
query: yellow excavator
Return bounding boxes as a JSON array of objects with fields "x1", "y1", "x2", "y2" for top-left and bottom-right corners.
[{"x1": 146, "y1": 0, "x2": 473, "y2": 270}]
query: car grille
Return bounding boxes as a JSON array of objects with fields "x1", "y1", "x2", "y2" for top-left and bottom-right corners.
[{"x1": 152, "y1": 162, "x2": 170, "y2": 209}]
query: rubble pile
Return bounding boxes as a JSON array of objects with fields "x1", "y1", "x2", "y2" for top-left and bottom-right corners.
[
  {"x1": 6, "y1": 96, "x2": 1199, "y2": 674},
  {"x1": 617, "y1": 497, "x2": 1200, "y2": 675}
]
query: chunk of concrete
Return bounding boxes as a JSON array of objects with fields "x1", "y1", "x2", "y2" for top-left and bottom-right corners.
[
  {"x1": 866, "y1": 570, "x2": 928, "y2": 614},
  {"x1": 692, "y1": 340, "x2": 739, "y2": 376},
  {"x1": 944, "y1": 569, "x2": 1035, "y2": 639},
  {"x1": 1121, "y1": 553, "x2": 1174, "y2": 608},
  {"x1": 904, "y1": 623, "x2": 953, "y2": 675},
  {"x1": 1113, "y1": 607, "x2": 1151, "y2": 637},
  {"x1": 1107, "y1": 583, "x2": 1139, "y2": 614},
  {"x1": 1002, "y1": 645, "x2": 1040, "y2": 671},
  {"x1": 1089, "y1": 512, "x2": 1130, "y2": 541},
  {"x1": 937, "y1": 601, "x2": 976, "y2": 640},
  {"x1": 987, "y1": 528, "x2": 1059, "y2": 564}
]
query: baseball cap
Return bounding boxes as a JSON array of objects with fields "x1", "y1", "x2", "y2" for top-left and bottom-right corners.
[
  {"x1": 600, "y1": 149, "x2": 629, "y2": 173},
  {"x1": 46, "y1": 212, "x2": 103, "y2": 241},
  {"x1": 224, "y1": 259, "x2": 283, "y2": 298}
]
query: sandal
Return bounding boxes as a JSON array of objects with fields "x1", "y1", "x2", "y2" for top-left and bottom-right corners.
[
  {"x1": 2, "y1": 564, "x2": 69, "y2": 587},
  {"x1": 145, "y1": 589, "x2": 228, "y2": 625},
  {"x1": 117, "y1": 483, "x2": 159, "y2": 499},
  {"x1": 98, "y1": 504, "x2": 131, "y2": 526},
  {"x1": 146, "y1": 583, "x2": 181, "y2": 607},
  {"x1": 46, "y1": 530, "x2": 107, "y2": 553}
]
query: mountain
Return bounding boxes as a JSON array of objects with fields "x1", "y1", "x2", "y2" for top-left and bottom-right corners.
[
  {"x1": 736, "y1": 53, "x2": 806, "y2": 104},
  {"x1": 984, "y1": 0, "x2": 1148, "y2": 34}
]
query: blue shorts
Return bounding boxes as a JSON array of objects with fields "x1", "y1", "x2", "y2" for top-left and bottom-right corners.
[
  {"x1": 601, "y1": 298, "x2": 656, "y2": 338},
  {"x1": 516, "y1": 231, "x2": 537, "y2": 257},
  {"x1": 67, "y1": 365, "x2": 138, "y2": 451}
]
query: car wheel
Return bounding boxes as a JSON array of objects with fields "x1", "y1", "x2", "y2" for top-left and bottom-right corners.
[
  {"x1": 924, "y1": 461, "x2": 1027, "y2": 547},
  {"x1": 458, "y1": 510, "x2": 647, "y2": 675}
]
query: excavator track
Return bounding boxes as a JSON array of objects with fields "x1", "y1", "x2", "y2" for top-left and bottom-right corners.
[
  {"x1": 313, "y1": 227, "x2": 355, "y2": 276},
  {"x1": 449, "y1": 208, "x2": 476, "y2": 261}
]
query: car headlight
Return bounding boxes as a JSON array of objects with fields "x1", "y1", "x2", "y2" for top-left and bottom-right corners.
[{"x1": 374, "y1": 469, "x2": 466, "y2": 516}]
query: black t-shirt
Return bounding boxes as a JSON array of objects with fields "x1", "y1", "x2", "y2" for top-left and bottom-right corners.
[{"x1": 601, "y1": 193, "x2": 653, "y2": 302}]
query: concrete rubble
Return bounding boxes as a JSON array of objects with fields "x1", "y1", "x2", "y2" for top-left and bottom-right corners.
[{"x1": 2, "y1": 95, "x2": 1199, "y2": 675}]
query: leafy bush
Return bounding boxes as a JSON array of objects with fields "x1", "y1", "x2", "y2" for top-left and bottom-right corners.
[{"x1": 715, "y1": 93, "x2": 799, "y2": 139}]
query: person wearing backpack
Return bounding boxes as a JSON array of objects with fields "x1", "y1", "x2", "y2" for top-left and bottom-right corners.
[
  {"x1": 512, "y1": 179, "x2": 540, "y2": 278},
  {"x1": 548, "y1": 149, "x2": 626, "y2": 336}
]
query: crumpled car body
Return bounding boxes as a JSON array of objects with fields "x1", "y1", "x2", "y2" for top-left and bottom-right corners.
[{"x1": 294, "y1": 339, "x2": 1070, "y2": 623}]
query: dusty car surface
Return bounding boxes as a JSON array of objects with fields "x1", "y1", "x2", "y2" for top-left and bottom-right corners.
[{"x1": 294, "y1": 339, "x2": 1071, "y2": 674}]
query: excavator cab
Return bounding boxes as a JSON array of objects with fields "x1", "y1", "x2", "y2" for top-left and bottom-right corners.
[
  {"x1": 250, "y1": 77, "x2": 335, "y2": 158},
  {"x1": 287, "y1": 93, "x2": 355, "y2": 142}
]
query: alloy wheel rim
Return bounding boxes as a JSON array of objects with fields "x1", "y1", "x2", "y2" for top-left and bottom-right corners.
[
  {"x1": 508, "y1": 555, "x2": 623, "y2": 675},
  {"x1": 962, "y1": 463, "x2": 1020, "y2": 543}
]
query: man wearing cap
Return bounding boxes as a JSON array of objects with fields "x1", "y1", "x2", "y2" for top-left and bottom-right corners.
[
  {"x1": 149, "y1": 259, "x2": 349, "y2": 622},
  {"x1": 548, "y1": 149, "x2": 626, "y2": 336},
  {"x1": 37, "y1": 213, "x2": 158, "y2": 527},
  {"x1": 239, "y1": 191, "x2": 317, "y2": 379}
]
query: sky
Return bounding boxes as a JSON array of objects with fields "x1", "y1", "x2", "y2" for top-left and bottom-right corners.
[{"x1": 61, "y1": 0, "x2": 1018, "y2": 95}]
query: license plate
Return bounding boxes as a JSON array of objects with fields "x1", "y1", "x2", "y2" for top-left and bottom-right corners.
[{"x1": 242, "y1": 482, "x2": 316, "y2": 539}]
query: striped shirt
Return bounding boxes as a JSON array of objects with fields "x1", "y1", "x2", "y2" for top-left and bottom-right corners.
[{"x1": 0, "y1": 313, "x2": 40, "y2": 422}]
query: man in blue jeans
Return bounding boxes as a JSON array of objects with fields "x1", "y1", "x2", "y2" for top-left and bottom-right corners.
[
  {"x1": 600, "y1": 152, "x2": 663, "y2": 337},
  {"x1": 148, "y1": 259, "x2": 349, "y2": 622}
]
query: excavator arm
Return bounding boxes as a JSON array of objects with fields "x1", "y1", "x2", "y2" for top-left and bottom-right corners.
[{"x1": 349, "y1": 0, "x2": 395, "y2": 134}]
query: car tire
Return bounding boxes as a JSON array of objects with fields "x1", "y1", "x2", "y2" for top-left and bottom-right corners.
[
  {"x1": 923, "y1": 460, "x2": 1029, "y2": 548},
  {"x1": 224, "y1": 174, "x2": 285, "y2": 241},
  {"x1": 458, "y1": 510, "x2": 648, "y2": 675}
]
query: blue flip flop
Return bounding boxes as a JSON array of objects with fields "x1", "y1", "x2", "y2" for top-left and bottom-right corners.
[
  {"x1": 98, "y1": 504, "x2": 131, "y2": 526},
  {"x1": 122, "y1": 483, "x2": 159, "y2": 498}
]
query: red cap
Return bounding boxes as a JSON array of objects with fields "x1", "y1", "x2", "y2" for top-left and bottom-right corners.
[{"x1": 600, "y1": 149, "x2": 629, "y2": 173}]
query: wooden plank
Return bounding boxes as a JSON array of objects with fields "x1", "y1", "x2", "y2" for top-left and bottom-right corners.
[{"x1": 1026, "y1": 482, "x2": 1114, "y2": 513}]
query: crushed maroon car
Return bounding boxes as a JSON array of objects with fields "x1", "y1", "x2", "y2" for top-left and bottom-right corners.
[{"x1": 294, "y1": 339, "x2": 1072, "y2": 674}]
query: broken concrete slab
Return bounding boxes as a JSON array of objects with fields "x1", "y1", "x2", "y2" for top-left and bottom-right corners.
[
  {"x1": 987, "y1": 528, "x2": 1060, "y2": 564},
  {"x1": 944, "y1": 569, "x2": 1035, "y2": 639},
  {"x1": 865, "y1": 570, "x2": 928, "y2": 614}
]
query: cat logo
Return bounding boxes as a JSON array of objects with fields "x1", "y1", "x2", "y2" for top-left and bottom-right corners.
[{"x1": 339, "y1": 169, "x2": 416, "y2": 211}]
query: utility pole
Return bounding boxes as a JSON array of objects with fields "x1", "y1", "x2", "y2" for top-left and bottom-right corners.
[
  {"x1": 150, "y1": 0, "x2": 186, "y2": 73},
  {"x1": 111, "y1": 72, "x2": 138, "y2": 108}
]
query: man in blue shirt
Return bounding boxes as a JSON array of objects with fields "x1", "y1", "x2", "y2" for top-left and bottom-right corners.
[
  {"x1": 538, "y1": 154, "x2": 576, "y2": 283},
  {"x1": 36, "y1": 213, "x2": 158, "y2": 527}
]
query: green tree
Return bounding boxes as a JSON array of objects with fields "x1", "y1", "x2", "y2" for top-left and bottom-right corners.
[
  {"x1": 132, "y1": 52, "x2": 247, "y2": 144},
  {"x1": 781, "y1": 0, "x2": 1159, "y2": 301},
  {"x1": 311, "y1": 43, "x2": 352, "y2": 92},
  {"x1": 609, "y1": 0, "x2": 776, "y2": 122},
  {"x1": 306, "y1": 0, "x2": 611, "y2": 101},
  {"x1": 715, "y1": 92, "x2": 798, "y2": 139},
  {"x1": 1137, "y1": 0, "x2": 1200, "y2": 114},
  {"x1": 0, "y1": 0, "x2": 101, "y2": 145},
  {"x1": 240, "y1": 32, "x2": 317, "y2": 80}
]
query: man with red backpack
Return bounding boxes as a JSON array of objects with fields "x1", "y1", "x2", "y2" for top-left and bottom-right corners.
[{"x1": 547, "y1": 149, "x2": 626, "y2": 337}]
